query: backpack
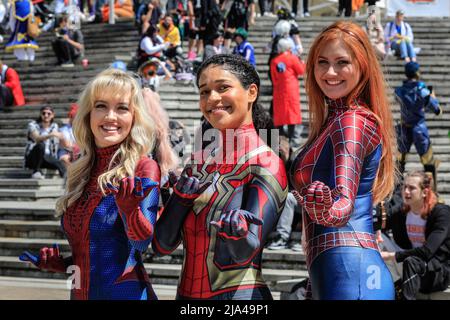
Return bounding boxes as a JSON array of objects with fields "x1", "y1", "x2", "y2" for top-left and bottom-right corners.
[{"x1": 27, "y1": 15, "x2": 41, "y2": 38}]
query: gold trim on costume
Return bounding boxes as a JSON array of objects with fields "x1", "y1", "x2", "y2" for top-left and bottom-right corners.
[
  {"x1": 420, "y1": 146, "x2": 434, "y2": 165},
  {"x1": 188, "y1": 144, "x2": 288, "y2": 292}
]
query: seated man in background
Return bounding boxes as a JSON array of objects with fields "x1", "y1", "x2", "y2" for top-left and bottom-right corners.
[
  {"x1": 379, "y1": 171, "x2": 450, "y2": 300},
  {"x1": 24, "y1": 106, "x2": 66, "y2": 179},
  {"x1": 159, "y1": 15, "x2": 182, "y2": 61},
  {"x1": 0, "y1": 59, "x2": 25, "y2": 109}
]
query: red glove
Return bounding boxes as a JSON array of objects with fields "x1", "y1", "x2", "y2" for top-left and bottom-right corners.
[
  {"x1": 210, "y1": 209, "x2": 263, "y2": 240},
  {"x1": 107, "y1": 177, "x2": 158, "y2": 215},
  {"x1": 296, "y1": 181, "x2": 345, "y2": 222},
  {"x1": 19, "y1": 244, "x2": 67, "y2": 273}
]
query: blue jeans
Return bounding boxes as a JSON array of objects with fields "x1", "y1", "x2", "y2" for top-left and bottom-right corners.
[{"x1": 391, "y1": 40, "x2": 416, "y2": 60}]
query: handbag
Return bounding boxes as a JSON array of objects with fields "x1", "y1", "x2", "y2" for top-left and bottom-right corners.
[{"x1": 27, "y1": 15, "x2": 41, "y2": 38}]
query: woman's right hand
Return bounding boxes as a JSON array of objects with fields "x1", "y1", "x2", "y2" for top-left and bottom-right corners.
[
  {"x1": 173, "y1": 172, "x2": 212, "y2": 199},
  {"x1": 19, "y1": 244, "x2": 67, "y2": 273}
]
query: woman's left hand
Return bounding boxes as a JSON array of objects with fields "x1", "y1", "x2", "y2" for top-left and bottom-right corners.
[
  {"x1": 107, "y1": 177, "x2": 158, "y2": 215},
  {"x1": 210, "y1": 209, "x2": 263, "y2": 240}
]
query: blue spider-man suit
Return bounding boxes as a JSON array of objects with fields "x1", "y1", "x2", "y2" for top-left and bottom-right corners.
[
  {"x1": 291, "y1": 98, "x2": 395, "y2": 300},
  {"x1": 395, "y1": 79, "x2": 441, "y2": 180},
  {"x1": 55, "y1": 145, "x2": 159, "y2": 300}
]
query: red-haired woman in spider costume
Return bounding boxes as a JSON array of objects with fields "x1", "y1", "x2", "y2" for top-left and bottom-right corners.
[
  {"x1": 153, "y1": 54, "x2": 288, "y2": 300},
  {"x1": 20, "y1": 69, "x2": 160, "y2": 300},
  {"x1": 291, "y1": 21, "x2": 397, "y2": 299}
]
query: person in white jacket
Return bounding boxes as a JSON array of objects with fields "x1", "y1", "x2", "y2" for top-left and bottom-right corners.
[{"x1": 384, "y1": 10, "x2": 416, "y2": 63}]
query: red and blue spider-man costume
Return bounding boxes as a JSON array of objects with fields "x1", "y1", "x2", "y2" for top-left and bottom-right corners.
[
  {"x1": 21, "y1": 145, "x2": 160, "y2": 300},
  {"x1": 153, "y1": 124, "x2": 288, "y2": 299},
  {"x1": 291, "y1": 98, "x2": 394, "y2": 300}
]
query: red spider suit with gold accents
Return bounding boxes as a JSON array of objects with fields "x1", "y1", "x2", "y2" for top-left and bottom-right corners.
[{"x1": 153, "y1": 124, "x2": 288, "y2": 299}]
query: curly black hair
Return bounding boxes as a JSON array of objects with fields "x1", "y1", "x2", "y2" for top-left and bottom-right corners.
[{"x1": 196, "y1": 54, "x2": 273, "y2": 135}]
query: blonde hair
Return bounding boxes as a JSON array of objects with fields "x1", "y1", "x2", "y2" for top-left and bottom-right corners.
[
  {"x1": 55, "y1": 69, "x2": 156, "y2": 215},
  {"x1": 142, "y1": 89, "x2": 178, "y2": 176},
  {"x1": 305, "y1": 21, "x2": 397, "y2": 204}
]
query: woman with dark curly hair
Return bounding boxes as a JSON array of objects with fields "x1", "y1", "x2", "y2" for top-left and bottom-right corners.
[{"x1": 153, "y1": 54, "x2": 288, "y2": 300}]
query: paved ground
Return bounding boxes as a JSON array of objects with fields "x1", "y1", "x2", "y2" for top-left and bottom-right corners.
[
  {"x1": 0, "y1": 277, "x2": 176, "y2": 300},
  {"x1": 0, "y1": 277, "x2": 282, "y2": 300},
  {"x1": 0, "y1": 286, "x2": 70, "y2": 300}
]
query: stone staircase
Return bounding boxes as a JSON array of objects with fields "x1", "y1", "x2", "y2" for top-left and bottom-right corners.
[{"x1": 0, "y1": 15, "x2": 449, "y2": 299}]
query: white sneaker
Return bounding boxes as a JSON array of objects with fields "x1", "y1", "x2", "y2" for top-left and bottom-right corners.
[
  {"x1": 304, "y1": 12, "x2": 310, "y2": 17},
  {"x1": 61, "y1": 62, "x2": 75, "y2": 68},
  {"x1": 31, "y1": 171, "x2": 44, "y2": 179}
]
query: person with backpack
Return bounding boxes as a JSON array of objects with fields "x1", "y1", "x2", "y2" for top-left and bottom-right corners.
[
  {"x1": 395, "y1": 62, "x2": 442, "y2": 190},
  {"x1": 384, "y1": 10, "x2": 416, "y2": 62}
]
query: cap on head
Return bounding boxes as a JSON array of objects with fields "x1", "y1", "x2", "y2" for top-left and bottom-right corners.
[
  {"x1": 405, "y1": 61, "x2": 420, "y2": 78},
  {"x1": 396, "y1": 9, "x2": 404, "y2": 16},
  {"x1": 234, "y1": 27, "x2": 248, "y2": 40},
  {"x1": 110, "y1": 60, "x2": 127, "y2": 72}
]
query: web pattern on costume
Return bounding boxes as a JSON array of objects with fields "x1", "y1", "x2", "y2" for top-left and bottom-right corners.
[
  {"x1": 154, "y1": 125, "x2": 288, "y2": 299},
  {"x1": 292, "y1": 98, "x2": 381, "y2": 267},
  {"x1": 62, "y1": 146, "x2": 160, "y2": 300}
]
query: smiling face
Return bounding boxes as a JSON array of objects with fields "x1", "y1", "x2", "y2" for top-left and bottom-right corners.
[
  {"x1": 314, "y1": 39, "x2": 360, "y2": 100},
  {"x1": 198, "y1": 65, "x2": 257, "y2": 130},
  {"x1": 402, "y1": 176, "x2": 426, "y2": 210},
  {"x1": 89, "y1": 90, "x2": 134, "y2": 148}
]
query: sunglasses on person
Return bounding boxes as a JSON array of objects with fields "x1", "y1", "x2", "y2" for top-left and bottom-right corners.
[{"x1": 41, "y1": 111, "x2": 53, "y2": 116}]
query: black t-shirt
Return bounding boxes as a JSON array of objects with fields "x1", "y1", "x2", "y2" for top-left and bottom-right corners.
[{"x1": 230, "y1": 0, "x2": 253, "y2": 17}]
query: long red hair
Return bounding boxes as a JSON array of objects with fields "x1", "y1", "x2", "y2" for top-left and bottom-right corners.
[
  {"x1": 305, "y1": 21, "x2": 397, "y2": 204},
  {"x1": 402, "y1": 171, "x2": 438, "y2": 219}
]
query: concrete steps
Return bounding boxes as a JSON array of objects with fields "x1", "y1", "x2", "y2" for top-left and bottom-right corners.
[
  {"x1": 0, "y1": 16, "x2": 449, "y2": 300},
  {"x1": 0, "y1": 201, "x2": 57, "y2": 220}
]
